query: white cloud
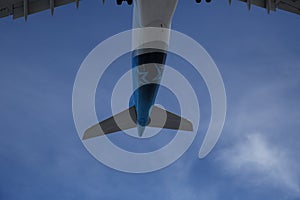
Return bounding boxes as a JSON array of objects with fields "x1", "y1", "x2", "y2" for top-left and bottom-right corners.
[
  {"x1": 217, "y1": 133, "x2": 300, "y2": 196},
  {"x1": 213, "y1": 76, "x2": 300, "y2": 197}
]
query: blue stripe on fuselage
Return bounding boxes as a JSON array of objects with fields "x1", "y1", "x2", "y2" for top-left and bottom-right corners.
[{"x1": 132, "y1": 50, "x2": 167, "y2": 126}]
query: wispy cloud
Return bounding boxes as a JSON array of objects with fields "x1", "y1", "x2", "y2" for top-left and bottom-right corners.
[
  {"x1": 215, "y1": 77, "x2": 300, "y2": 197},
  {"x1": 217, "y1": 133, "x2": 300, "y2": 195}
]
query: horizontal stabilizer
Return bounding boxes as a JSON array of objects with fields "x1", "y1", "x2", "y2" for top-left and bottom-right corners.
[
  {"x1": 147, "y1": 106, "x2": 193, "y2": 131},
  {"x1": 82, "y1": 106, "x2": 137, "y2": 140},
  {"x1": 82, "y1": 105, "x2": 193, "y2": 140}
]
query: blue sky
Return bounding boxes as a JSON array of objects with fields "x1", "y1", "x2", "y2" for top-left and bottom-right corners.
[{"x1": 1, "y1": 1, "x2": 300, "y2": 199}]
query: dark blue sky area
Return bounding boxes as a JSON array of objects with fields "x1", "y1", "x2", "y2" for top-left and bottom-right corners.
[{"x1": 0, "y1": 1, "x2": 300, "y2": 199}]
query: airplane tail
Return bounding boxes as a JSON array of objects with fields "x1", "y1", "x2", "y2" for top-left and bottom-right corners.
[{"x1": 82, "y1": 105, "x2": 193, "y2": 140}]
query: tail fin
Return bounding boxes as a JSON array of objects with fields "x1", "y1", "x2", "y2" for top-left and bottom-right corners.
[{"x1": 82, "y1": 105, "x2": 193, "y2": 140}]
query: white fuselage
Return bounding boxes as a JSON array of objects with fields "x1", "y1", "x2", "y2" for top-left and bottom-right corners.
[
  {"x1": 133, "y1": 0, "x2": 178, "y2": 29},
  {"x1": 132, "y1": 0, "x2": 178, "y2": 52},
  {"x1": 131, "y1": 0, "x2": 178, "y2": 134}
]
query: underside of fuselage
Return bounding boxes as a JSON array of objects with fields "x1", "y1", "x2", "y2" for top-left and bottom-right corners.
[
  {"x1": 131, "y1": 0, "x2": 178, "y2": 136},
  {"x1": 131, "y1": 49, "x2": 167, "y2": 134}
]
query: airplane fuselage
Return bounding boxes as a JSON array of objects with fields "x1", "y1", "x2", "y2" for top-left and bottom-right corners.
[
  {"x1": 131, "y1": 0, "x2": 178, "y2": 135},
  {"x1": 83, "y1": 0, "x2": 193, "y2": 140}
]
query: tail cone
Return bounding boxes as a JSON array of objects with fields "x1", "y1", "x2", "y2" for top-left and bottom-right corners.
[{"x1": 137, "y1": 124, "x2": 146, "y2": 137}]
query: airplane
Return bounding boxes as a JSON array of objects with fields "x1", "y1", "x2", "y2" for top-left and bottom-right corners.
[{"x1": 1, "y1": 0, "x2": 300, "y2": 139}]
